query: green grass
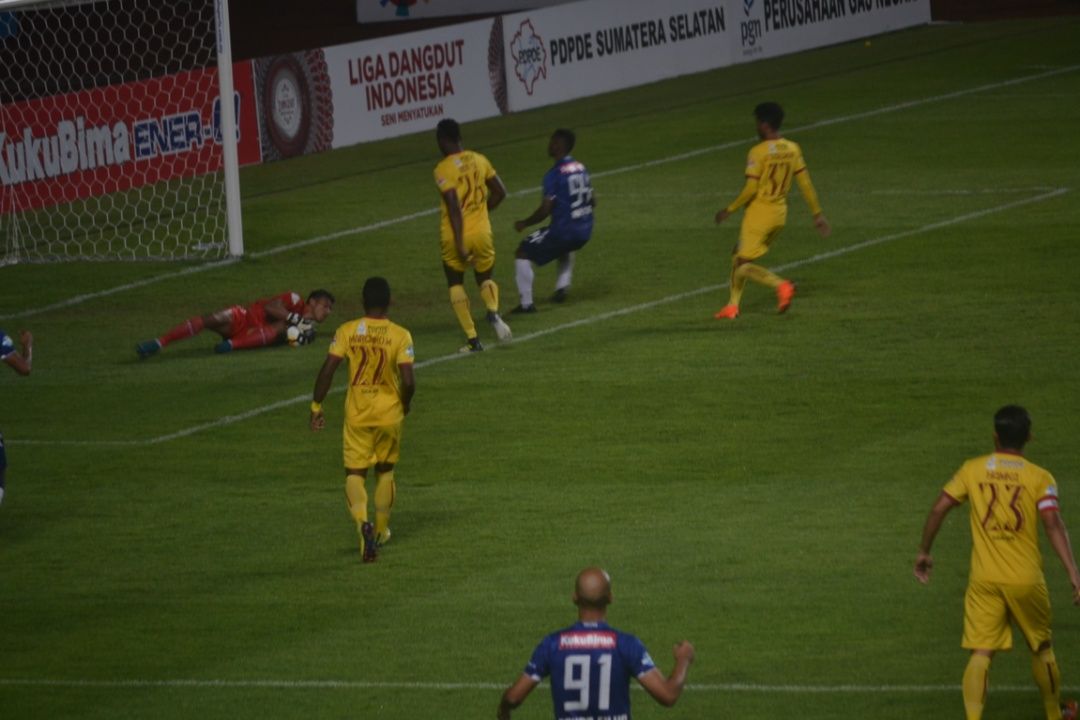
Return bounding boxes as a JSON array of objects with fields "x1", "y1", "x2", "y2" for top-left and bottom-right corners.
[{"x1": 3, "y1": 17, "x2": 1080, "y2": 720}]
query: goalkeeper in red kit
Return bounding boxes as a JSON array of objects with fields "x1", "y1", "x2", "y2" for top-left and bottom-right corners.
[{"x1": 136, "y1": 289, "x2": 335, "y2": 357}]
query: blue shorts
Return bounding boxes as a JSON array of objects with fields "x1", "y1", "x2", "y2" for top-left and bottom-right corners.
[
  {"x1": 518, "y1": 227, "x2": 590, "y2": 266},
  {"x1": 0, "y1": 431, "x2": 6, "y2": 471}
]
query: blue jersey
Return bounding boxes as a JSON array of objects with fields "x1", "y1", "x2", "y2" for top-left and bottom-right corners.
[
  {"x1": 525, "y1": 621, "x2": 656, "y2": 720},
  {"x1": 0, "y1": 329, "x2": 13, "y2": 360},
  {"x1": 543, "y1": 156, "x2": 594, "y2": 241}
]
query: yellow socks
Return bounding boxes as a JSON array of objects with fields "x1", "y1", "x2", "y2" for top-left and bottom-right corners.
[
  {"x1": 738, "y1": 262, "x2": 783, "y2": 289},
  {"x1": 479, "y1": 279, "x2": 499, "y2": 313},
  {"x1": 449, "y1": 284, "x2": 477, "y2": 339},
  {"x1": 727, "y1": 257, "x2": 747, "y2": 307},
  {"x1": 344, "y1": 473, "x2": 368, "y2": 524},
  {"x1": 963, "y1": 653, "x2": 991, "y2": 720},
  {"x1": 1032, "y1": 648, "x2": 1063, "y2": 720},
  {"x1": 374, "y1": 470, "x2": 396, "y2": 542},
  {"x1": 727, "y1": 260, "x2": 785, "y2": 308}
]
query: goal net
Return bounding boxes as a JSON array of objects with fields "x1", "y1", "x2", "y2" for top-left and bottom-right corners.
[{"x1": 0, "y1": 0, "x2": 243, "y2": 265}]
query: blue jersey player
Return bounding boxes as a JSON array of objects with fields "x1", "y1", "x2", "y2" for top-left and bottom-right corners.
[
  {"x1": 0, "y1": 328, "x2": 33, "y2": 507},
  {"x1": 512, "y1": 129, "x2": 596, "y2": 313},
  {"x1": 498, "y1": 567, "x2": 695, "y2": 720}
]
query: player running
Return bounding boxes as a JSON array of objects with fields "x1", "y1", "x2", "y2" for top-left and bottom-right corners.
[
  {"x1": 511, "y1": 128, "x2": 595, "y2": 313},
  {"x1": 434, "y1": 118, "x2": 512, "y2": 353},
  {"x1": 135, "y1": 289, "x2": 335, "y2": 358},
  {"x1": 714, "y1": 102, "x2": 830, "y2": 319},
  {"x1": 1, "y1": 328, "x2": 32, "y2": 507}
]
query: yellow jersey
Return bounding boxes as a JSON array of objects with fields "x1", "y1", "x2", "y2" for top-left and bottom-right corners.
[
  {"x1": 328, "y1": 316, "x2": 415, "y2": 427},
  {"x1": 943, "y1": 452, "x2": 1060, "y2": 585},
  {"x1": 434, "y1": 150, "x2": 497, "y2": 243},
  {"x1": 728, "y1": 138, "x2": 822, "y2": 217}
]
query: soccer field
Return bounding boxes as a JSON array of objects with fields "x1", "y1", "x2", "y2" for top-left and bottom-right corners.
[{"x1": 2, "y1": 16, "x2": 1080, "y2": 720}]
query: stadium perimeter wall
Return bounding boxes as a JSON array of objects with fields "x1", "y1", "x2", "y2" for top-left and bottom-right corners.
[
  {"x1": 1, "y1": 0, "x2": 932, "y2": 215},
  {"x1": 257, "y1": 0, "x2": 931, "y2": 158}
]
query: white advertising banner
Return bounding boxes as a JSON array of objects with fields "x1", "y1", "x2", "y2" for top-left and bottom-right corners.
[
  {"x1": 322, "y1": 19, "x2": 504, "y2": 146},
  {"x1": 731, "y1": 0, "x2": 931, "y2": 62},
  {"x1": 356, "y1": 0, "x2": 573, "y2": 23},
  {"x1": 501, "y1": 0, "x2": 735, "y2": 112}
]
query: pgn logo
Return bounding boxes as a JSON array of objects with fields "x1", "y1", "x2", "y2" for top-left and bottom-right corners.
[{"x1": 740, "y1": 18, "x2": 762, "y2": 47}]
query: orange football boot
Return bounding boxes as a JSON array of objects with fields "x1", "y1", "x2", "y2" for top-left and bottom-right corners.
[
  {"x1": 776, "y1": 281, "x2": 797, "y2": 314},
  {"x1": 714, "y1": 305, "x2": 739, "y2": 320}
]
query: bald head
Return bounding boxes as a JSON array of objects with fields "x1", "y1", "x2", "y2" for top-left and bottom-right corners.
[{"x1": 573, "y1": 567, "x2": 612, "y2": 610}]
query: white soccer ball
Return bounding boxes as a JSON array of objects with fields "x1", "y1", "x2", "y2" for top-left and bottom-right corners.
[{"x1": 286, "y1": 325, "x2": 302, "y2": 347}]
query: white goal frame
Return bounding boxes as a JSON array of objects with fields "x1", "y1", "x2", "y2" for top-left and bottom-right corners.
[{"x1": 0, "y1": 0, "x2": 245, "y2": 264}]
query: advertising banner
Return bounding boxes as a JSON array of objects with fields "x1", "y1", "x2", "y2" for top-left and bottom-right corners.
[
  {"x1": 732, "y1": 0, "x2": 931, "y2": 61},
  {"x1": 357, "y1": 0, "x2": 573, "y2": 22},
  {"x1": 0, "y1": 63, "x2": 260, "y2": 213},
  {"x1": 322, "y1": 19, "x2": 505, "y2": 147},
  {"x1": 501, "y1": 0, "x2": 735, "y2": 112}
]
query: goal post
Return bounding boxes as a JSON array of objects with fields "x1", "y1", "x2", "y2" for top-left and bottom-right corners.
[{"x1": 0, "y1": 0, "x2": 245, "y2": 265}]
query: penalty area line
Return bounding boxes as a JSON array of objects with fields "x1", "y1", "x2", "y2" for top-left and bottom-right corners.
[
  {"x1": 8, "y1": 187, "x2": 1068, "y2": 448},
  {"x1": 3, "y1": 63, "x2": 1077, "y2": 322},
  {"x1": 0, "y1": 677, "x2": 1075, "y2": 694}
]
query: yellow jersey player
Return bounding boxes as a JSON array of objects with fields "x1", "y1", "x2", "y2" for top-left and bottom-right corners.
[
  {"x1": 434, "y1": 118, "x2": 512, "y2": 353},
  {"x1": 915, "y1": 406, "x2": 1080, "y2": 720},
  {"x1": 310, "y1": 277, "x2": 416, "y2": 563},
  {"x1": 714, "y1": 102, "x2": 830, "y2": 319}
]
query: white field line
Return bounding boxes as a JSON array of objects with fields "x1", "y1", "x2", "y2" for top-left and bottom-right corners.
[
  {"x1": 8, "y1": 187, "x2": 1068, "y2": 448},
  {"x1": 0, "y1": 677, "x2": 1074, "y2": 693},
  {"x1": 602, "y1": 187, "x2": 1057, "y2": 199},
  {"x1": 2, "y1": 64, "x2": 1077, "y2": 322}
]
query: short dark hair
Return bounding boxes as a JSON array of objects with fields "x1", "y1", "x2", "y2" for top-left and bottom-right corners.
[
  {"x1": 436, "y1": 119, "x2": 461, "y2": 143},
  {"x1": 307, "y1": 289, "x2": 335, "y2": 304},
  {"x1": 552, "y1": 128, "x2": 576, "y2": 153},
  {"x1": 362, "y1": 276, "x2": 391, "y2": 311},
  {"x1": 994, "y1": 405, "x2": 1031, "y2": 449},
  {"x1": 754, "y1": 102, "x2": 784, "y2": 130}
]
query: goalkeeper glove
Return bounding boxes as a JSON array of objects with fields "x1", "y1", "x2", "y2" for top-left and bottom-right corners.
[{"x1": 286, "y1": 312, "x2": 302, "y2": 326}]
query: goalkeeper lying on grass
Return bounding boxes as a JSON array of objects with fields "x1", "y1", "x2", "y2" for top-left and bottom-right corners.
[{"x1": 136, "y1": 289, "x2": 334, "y2": 357}]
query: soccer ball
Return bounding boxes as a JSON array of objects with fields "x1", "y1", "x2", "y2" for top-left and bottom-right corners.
[
  {"x1": 286, "y1": 325, "x2": 303, "y2": 347},
  {"x1": 286, "y1": 321, "x2": 316, "y2": 347}
]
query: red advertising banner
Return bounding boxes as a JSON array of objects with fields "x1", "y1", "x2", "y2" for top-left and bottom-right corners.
[{"x1": 0, "y1": 62, "x2": 260, "y2": 213}]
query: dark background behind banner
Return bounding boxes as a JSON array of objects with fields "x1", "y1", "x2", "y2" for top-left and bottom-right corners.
[
  {"x1": 227, "y1": 0, "x2": 1080, "y2": 61},
  {"x1": 229, "y1": 0, "x2": 494, "y2": 59},
  {"x1": 930, "y1": 0, "x2": 1080, "y2": 21}
]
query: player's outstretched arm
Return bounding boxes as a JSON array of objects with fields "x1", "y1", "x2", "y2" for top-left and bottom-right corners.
[
  {"x1": 399, "y1": 363, "x2": 416, "y2": 417},
  {"x1": 486, "y1": 175, "x2": 507, "y2": 212},
  {"x1": 497, "y1": 674, "x2": 538, "y2": 719},
  {"x1": 914, "y1": 492, "x2": 958, "y2": 583},
  {"x1": 638, "y1": 641, "x2": 695, "y2": 707},
  {"x1": 1040, "y1": 509, "x2": 1080, "y2": 606},
  {"x1": 3, "y1": 331, "x2": 32, "y2": 375},
  {"x1": 310, "y1": 354, "x2": 342, "y2": 431},
  {"x1": 794, "y1": 169, "x2": 830, "y2": 237},
  {"x1": 716, "y1": 179, "x2": 758, "y2": 224},
  {"x1": 514, "y1": 196, "x2": 554, "y2": 233},
  {"x1": 441, "y1": 189, "x2": 470, "y2": 263}
]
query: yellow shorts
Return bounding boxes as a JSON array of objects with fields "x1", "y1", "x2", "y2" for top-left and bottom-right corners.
[
  {"x1": 737, "y1": 206, "x2": 786, "y2": 261},
  {"x1": 441, "y1": 229, "x2": 495, "y2": 273},
  {"x1": 962, "y1": 580, "x2": 1052, "y2": 652},
  {"x1": 342, "y1": 422, "x2": 402, "y2": 469}
]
